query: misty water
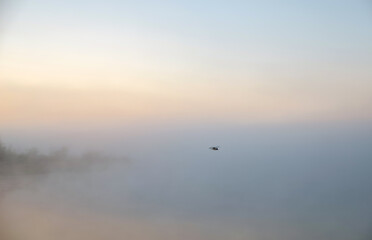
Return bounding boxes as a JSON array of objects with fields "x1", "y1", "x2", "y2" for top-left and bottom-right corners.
[{"x1": 2, "y1": 123, "x2": 372, "y2": 240}]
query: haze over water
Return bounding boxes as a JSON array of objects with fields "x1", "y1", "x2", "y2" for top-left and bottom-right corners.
[
  {"x1": 1, "y1": 123, "x2": 371, "y2": 240},
  {"x1": 1, "y1": 1, "x2": 372, "y2": 239}
]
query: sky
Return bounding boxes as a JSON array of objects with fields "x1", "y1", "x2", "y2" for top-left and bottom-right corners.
[
  {"x1": 1, "y1": 0, "x2": 371, "y2": 129},
  {"x1": 1, "y1": 2, "x2": 372, "y2": 240}
]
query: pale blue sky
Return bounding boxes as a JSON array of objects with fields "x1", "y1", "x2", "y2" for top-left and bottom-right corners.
[
  {"x1": 1, "y1": 2, "x2": 372, "y2": 239},
  {"x1": 1, "y1": 0, "x2": 372, "y2": 126}
]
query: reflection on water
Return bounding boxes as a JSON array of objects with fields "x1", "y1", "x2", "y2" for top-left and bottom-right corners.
[{"x1": 2, "y1": 124, "x2": 372, "y2": 240}]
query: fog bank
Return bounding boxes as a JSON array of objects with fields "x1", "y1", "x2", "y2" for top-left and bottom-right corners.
[{"x1": 1, "y1": 122, "x2": 372, "y2": 240}]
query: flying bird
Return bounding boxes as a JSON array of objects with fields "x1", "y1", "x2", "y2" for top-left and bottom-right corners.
[{"x1": 209, "y1": 146, "x2": 220, "y2": 151}]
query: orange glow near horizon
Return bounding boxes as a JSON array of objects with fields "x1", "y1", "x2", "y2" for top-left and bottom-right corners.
[{"x1": 1, "y1": 0, "x2": 371, "y2": 128}]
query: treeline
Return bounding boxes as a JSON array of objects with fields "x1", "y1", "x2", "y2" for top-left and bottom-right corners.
[
  {"x1": 0, "y1": 141, "x2": 59, "y2": 176},
  {"x1": 0, "y1": 140, "x2": 113, "y2": 180}
]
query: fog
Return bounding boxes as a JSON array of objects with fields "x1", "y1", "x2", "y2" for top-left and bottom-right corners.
[{"x1": 0, "y1": 122, "x2": 371, "y2": 240}]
